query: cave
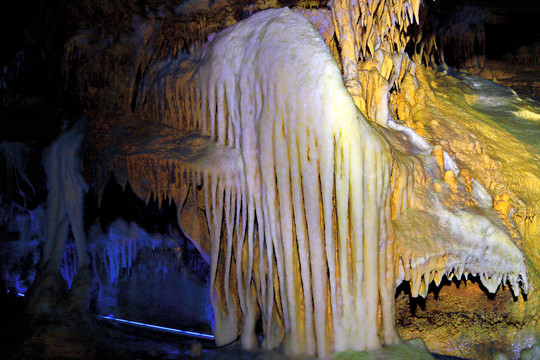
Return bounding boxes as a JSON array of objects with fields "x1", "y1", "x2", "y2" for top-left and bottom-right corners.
[{"x1": 0, "y1": 1, "x2": 539, "y2": 360}]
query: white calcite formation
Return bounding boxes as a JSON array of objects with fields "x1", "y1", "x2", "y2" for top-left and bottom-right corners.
[
  {"x1": 42, "y1": 121, "x2": 89, "y2": 276},
  {"x1": 82, "y1": 8, "x2": 529, "y2": 358}
]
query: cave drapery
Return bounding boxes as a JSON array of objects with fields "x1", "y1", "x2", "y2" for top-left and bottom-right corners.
[{"x1": 19, "y1": 0, "x2": 540, "y2": 359}]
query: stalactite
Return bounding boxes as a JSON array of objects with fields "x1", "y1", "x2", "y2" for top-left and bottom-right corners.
[
  {"x1": 60, "y1": 241, "x2": 78, "y2": 289},
  {"x1": 0, "y1": 142, "x2": 36, "y2": 214},
  {"x1": 87, "y1": 219, "x2": 182, "y2": 286},
  {"x1": 510, "y1": 43, "x2": 540, "y2": 64},
  {"x1": 326, "y1": 0, "x2": 428, "y2": 134},
  {"x1": 417, "y1": 5, "x2": 487, "y2": 67}
]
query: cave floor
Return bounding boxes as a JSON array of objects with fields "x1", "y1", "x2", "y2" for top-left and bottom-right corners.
[{"x1": 1, "y1": 291, "x2": 466, "y2": 360}]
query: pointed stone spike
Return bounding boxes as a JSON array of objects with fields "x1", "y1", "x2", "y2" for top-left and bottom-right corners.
[
  {"x1": 411, "y1": 0, "x2": 421, "y2": 23},
  {"x1": 121, "y1": 178, "x2": 128, "y2": 191},
  {"x1": 419, "y1": 273, "x2": 430, "y2": 298},
  {"x1": 434, "y1": 271, "x2": 442, "y2": 286},
  {"x1": 145, "y1": 190, "x2": 152, "y2": 205},
  {"x1": 480, "y1": 273, "x2": 488, "y2": 290},
  {"x1": 411, "y1": 278, "x2": 421, "y2": 298},
  {"x1": 410, "y1": 269, "x2": 422, "y2": 297},
  {"x1": 510, "y1": 283, "x2": 519, "y2": 297},
  {"x1": 519, "y1": 274, "x2": 529, "y2": 294},
  {"x1": 507, "y1": 273, "x2": 517, "y2": 292},
  {"x1": 418, "y1": 281, "x2": 428, "y2": 298},
  {"x1": 490, "y1": 278, "x2": 500, "y2": 293},
  {"x1": 158, "y1": 191, "x2": 163, "y2": 208},
  {"x1": 496, "y1": 273, "x2": 504, "y2": 287},
  {"x1": 481, "y1": 273, "x2": 500, "y2": 294},
  {"x1": 455, "y1": 266, "x2": 464, "y2": 281},
  {"x1": 403, "y1": 261, "x2": 411, "y2": 281}
]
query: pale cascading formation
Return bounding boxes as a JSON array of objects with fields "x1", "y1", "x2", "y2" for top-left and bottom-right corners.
[
  {"x1": 88, "y1": 8, "x2": 529, "y2": 358},
  {"x1": 97, "y1": 9, "x2": 398, "y2": 355},
  {"x1": 42, "y1": 121, "x2": 89, "y2": 278},
  {"x1": 25, "y1": 120, "x2": 90, "y2": 315},
  {"x1": 194, "y1": 8, "x2": 401, "y2": 355}
]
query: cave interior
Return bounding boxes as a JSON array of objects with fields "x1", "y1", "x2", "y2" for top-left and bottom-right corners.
[{"x1": 0, "y1": 0, "x2": 539, "y2": 359}]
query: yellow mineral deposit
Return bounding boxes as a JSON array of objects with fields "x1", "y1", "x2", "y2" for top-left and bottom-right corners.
[
  {"x1": 431, "y1": 144, "x2": 444, "y2": 176},
  {"x1": 407, "y1": 65, "x2": 539, "y2": 325}
]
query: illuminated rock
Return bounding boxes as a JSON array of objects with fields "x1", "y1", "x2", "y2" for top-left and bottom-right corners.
[
  {"x1": 75, "y1": 8, "x2": 530, "y2": 358},
  {"x1": 397, "y1": 65, "x2": 540, "y2": 358}
]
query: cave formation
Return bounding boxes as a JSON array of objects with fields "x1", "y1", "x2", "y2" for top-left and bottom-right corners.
[{"x1": 0, "y1": 0, "x2": 539, "y2": 359}]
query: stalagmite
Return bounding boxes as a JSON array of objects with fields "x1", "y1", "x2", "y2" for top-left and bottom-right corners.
[{"x1": 81, "y1": 7, "x2": 530, "y2": 358}]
